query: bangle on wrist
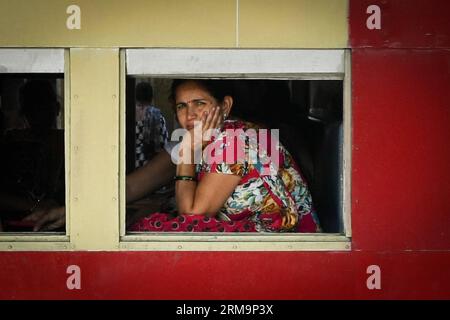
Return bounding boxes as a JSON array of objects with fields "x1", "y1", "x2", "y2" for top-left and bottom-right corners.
[{"x1": 174, "y1": 175, "x2": 197, "y2": 182}]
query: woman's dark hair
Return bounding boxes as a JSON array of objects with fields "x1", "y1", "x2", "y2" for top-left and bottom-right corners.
[
  {"x1": 19, "y1": 79, "x2": 60, "y2": 130},
  {"x1": 170, "y1": 79, "x2": 234, "y2": 104}
]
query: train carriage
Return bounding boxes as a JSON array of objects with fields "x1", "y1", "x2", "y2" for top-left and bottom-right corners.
[{"x1": 0, "y1": 0, "x2": 449, "y2": 300}]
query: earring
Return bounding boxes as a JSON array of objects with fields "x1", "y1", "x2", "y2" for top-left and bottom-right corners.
[{"x1": 223, "y1": 113, "x2": 227, "y2": 120}]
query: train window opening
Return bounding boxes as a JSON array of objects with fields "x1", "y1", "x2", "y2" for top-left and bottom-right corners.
[
  {"x1": 0, "y1": 73, "x2": 66, "y2": 234},
  {"x1": 124, "y1": 77, "x2": 344, "y2": 234},
  {"x1": 121, "y1": 49, "x2": 351, "y2": 248},
  {"x1": 120, "y1": 49, "x2": 351, "y2": 250},
  {"x1": 126, "y1": 76, "x2": 343, "y2": 233}
]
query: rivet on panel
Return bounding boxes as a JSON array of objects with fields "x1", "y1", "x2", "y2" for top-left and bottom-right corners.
[
  {"x1": 8, "y1": 245, "x2": 13, "y2": 249},
  {"x1": 74, "y1": 197, "x2": 79, "y2": 202},
  {"x1": 74, "y1": 94, "x2": 79, "y2": 99},
  {"x1": 112, "y1": 197, "x2": 117, "y2": 201},
  {"x1": 112, "y1": 94, "x2": 117, "y2": 99},
  {"x1": 178, "y1": 245, "x2": 182, "y2": 249},
  {"x1": 232, "y1": 245, "x2": 237, "y2": 249}
]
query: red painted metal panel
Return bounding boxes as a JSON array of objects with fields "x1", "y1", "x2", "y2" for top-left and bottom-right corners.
[
  {"x1": 350, "y1": 0, "x2": 450, "y2": 48},
  {"x1": 0, "y1": 251, "x2": 449, "y2": 299},
  {"x1": 352, "y1": 49, "x2": 450, "y2": 251}
]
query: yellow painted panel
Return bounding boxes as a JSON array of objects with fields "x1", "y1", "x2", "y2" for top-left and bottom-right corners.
[
  {"x1": 239, "y1": 0, "x2": 348, "y2": 48},
  {"x1": 70, "y1": 48, "x2": 119, "y2": 250},
  {"x1": 0, "y1": 0, "x2": 235, "y2": 47}
]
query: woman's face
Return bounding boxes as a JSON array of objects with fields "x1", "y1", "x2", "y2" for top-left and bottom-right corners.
[{"x1": 174, "y1": 81, "x2": 222, "y2": 130}]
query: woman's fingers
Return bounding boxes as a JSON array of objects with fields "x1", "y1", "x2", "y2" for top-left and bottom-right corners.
[
  {"x1": 203, "y1": 109, "x2": 213, "y2": 130},
  {"x1": 203, "y1": 107, "x2": 222, "y2": 142},
  {"x1": 33, "y1": 212, "x2": 53, "y2": 231},
  {"x1": 192, "y1": 107, "x2": 222, "y2": 147}
]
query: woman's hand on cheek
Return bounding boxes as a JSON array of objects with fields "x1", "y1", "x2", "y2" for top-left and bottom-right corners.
[
  {"x1": 201, "y1": 106, "x2": 222, "y2": 146},
  {"x1": 200, "y1": 106, "x2": 221, "y2": 129},
  {"x1": 181, "y1": 107, "x2": 221, "y2": 154}
]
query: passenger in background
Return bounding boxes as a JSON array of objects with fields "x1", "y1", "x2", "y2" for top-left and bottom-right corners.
[
  {"x1": 134, "y1": 82, "x2": 169, "y2": 168},
  {"x1": 231, "y1": 80, "x2": 314, "y2": 186}
]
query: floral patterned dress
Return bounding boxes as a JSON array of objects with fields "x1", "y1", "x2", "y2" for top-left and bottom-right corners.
[{"x1": 130, "y1": 120, "x2": 321, "y2": 233}]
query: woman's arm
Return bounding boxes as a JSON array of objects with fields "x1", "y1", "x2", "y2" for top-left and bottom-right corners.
[{"x1": 126, "y1": 149, "x2": 175, "y2": 203}]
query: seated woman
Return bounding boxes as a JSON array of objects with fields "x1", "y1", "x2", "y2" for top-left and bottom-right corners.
[{"x1": 130, "y1": 79, "x2": 320, "y2": 233}]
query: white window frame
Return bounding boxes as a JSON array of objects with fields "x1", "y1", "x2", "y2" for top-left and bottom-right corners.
[
  {"x1": 0, "y1": 49, "x2": 70, "y2": 248},
  {"x1": 120, "y1": 49, "x2": 352, "y2": 251}
]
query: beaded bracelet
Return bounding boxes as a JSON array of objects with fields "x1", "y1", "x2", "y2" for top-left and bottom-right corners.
[{"x1": 174, "y1": 175, "x2": 197, "y2": 182}]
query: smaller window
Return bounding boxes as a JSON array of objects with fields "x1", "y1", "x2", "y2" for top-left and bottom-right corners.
[{"x1": 0, "y1": 49, "x2": 66, "y2": 234}]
